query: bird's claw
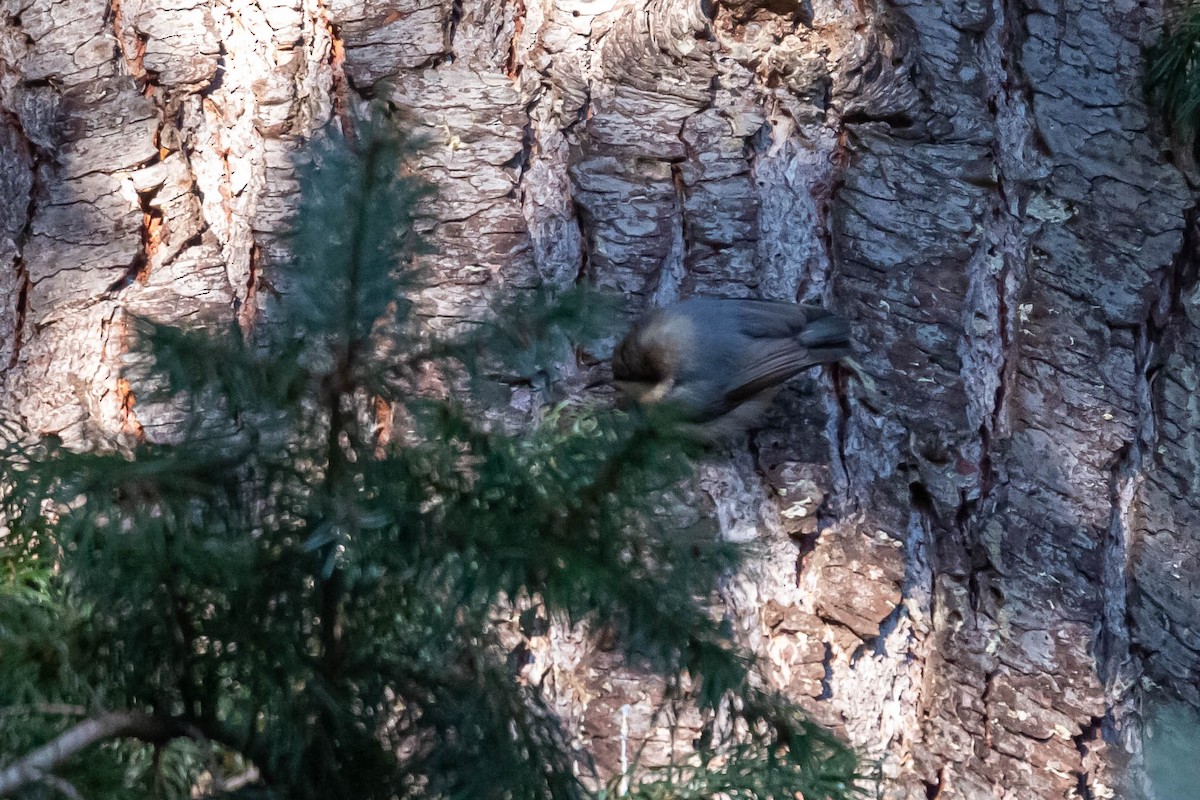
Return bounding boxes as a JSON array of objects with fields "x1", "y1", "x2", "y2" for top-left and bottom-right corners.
[{"x1": 839, "y1": 356, "x2": 881, "y2": 403}]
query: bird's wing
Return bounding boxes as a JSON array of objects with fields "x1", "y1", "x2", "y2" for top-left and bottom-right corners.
[
  {"x1": 713, "y1": 302, "x2": 851, "y2": 406},
  {"x1": 724, "y1": 300, "x2": 833, "y2": 338},
  {"x1": 722, "y1": 339, "x2": 831, "y2": 406}
]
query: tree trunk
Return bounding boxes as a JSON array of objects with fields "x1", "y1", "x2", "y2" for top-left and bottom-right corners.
[{"x1": 2, "y1": 0, "x2": 1196, "y2": 797}]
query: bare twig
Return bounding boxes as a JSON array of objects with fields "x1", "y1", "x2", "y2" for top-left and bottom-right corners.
[
  {"x1": 0, "y1": 711, "x2": 201, "y2": 797},
  {"x1": 38, "y1": 774, "x2": 84, "y2": 800}
]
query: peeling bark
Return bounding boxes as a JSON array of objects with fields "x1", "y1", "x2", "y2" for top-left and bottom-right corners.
[{"x1": 2, "y1": 0, "x2": 1198, "y2": 796}]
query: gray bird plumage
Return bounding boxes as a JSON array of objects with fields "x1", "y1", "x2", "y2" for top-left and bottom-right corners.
[{"x1": 611, "y1": 298, "x2": 851, "y2": 439}]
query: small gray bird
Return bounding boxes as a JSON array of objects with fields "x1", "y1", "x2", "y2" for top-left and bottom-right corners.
[{"x1": 611, "y1": 298, "x2": 851, "y2": 440}]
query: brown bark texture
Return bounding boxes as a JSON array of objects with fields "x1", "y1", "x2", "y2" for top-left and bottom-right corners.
[{"x1": 1, "y1": 0, "x2": 1197, "y2": 797}]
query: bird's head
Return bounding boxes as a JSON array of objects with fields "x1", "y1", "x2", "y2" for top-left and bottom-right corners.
[{"x1": 611, "y1": 311, "x2": 689, "y2": 405}]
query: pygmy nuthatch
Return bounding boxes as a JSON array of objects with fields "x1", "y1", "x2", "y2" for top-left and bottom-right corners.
[{"x1": 612, "y1": 298, "x2": 851, "y2": 439}]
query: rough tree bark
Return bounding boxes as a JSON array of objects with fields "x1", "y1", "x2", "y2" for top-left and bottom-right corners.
[{"x1": 1, "y1": 0, "x2": 1196, "y2": 797}]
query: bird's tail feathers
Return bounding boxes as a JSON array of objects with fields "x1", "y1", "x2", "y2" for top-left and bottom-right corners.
[{"x1": 798, "y1": 314, "x2": 851, "y2": 353}]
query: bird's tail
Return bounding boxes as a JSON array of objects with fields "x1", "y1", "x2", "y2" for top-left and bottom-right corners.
[{"x1": 798, "y1": 313, "x2": 851, "y2": 361}]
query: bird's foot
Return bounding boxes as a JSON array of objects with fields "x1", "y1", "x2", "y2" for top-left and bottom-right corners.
[{"x1": 839, "y1": 356, "x2": 883, "y2": 406}]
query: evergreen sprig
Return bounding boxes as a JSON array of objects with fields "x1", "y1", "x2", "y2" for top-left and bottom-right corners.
[
  {"x1": 0, "y1": 106, "x2": 861, "y2": 799},
  {"x1": 1146, "y1": 3, "x2": 1200, "y2": 141}
]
